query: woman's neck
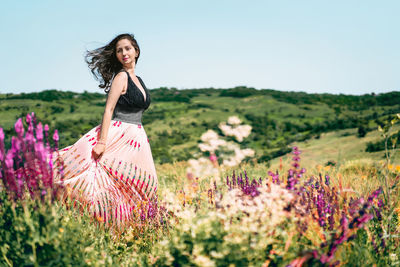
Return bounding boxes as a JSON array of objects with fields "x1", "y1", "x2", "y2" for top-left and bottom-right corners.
[{"x1": 122, "y1": 63, "x2": 135, "y2": 73}]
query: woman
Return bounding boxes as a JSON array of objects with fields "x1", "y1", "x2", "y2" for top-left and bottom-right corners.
[{"x1": 52, "y1": 33, "x2": 158, "y2": 230}]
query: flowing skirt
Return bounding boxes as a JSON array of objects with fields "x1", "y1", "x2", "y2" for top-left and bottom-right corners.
[{"x1": 52, "y1": 120, "x2": 158, "y2": 229}]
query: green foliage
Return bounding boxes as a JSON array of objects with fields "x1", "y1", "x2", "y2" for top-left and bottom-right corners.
[
  {"x1": 3, "y1": 90, "x2": 79, "y2": 102},
  {"x1": 146, "y1": 186, "x2": 303, "y2": 266},
  {"x1": 150, "y1": 87, "x2": 191, "y2": 103},
  {"x1": 1, "y1": 88, "x2": 400, "y2": 163},
  {"x1": 366, "y1": 129, "x2": 400, "y2": 152},
  {"x1": 219, "y1": 86, "x2": 261, "y2": 98},
  {"x1": 357, "y1": 124, "x2": 368, "y2": 138},
  {"x1": 0, "y1": 191, "x2": 140, "y2": 266}
]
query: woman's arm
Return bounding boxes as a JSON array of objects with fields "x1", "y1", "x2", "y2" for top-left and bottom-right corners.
[
  {"x1": 98, "y1": 72, "x2": 128, "y2": 143},
  {"x1": 92, "y1": 72, "x2": 127, "y2": 160}
]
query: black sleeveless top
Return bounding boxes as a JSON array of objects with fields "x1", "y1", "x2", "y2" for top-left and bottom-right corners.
[{"x1": 109, "y1": 70, "x2": 151, "y2": 124}]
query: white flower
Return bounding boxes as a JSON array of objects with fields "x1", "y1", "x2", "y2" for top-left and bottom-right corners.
[
  {"x1": 187, "y1": 157, "x2": 218, "y2": 178},
  {"x1": 198, "y1": 143, "x2": 213, "y2": 152},
  {"x1": 218, "y1": 122, "x2": 252, "y2": 142},
  {"x1": 227, "y1": 116, "x2": 241, "y2": 125},
  {"x1": 209, "y1": 138, "x2": 226, "y2": 149},
  {"x1": 218, "y1": 123, "x2": 233, "y2": 136},
  {"x1": 198, "y1": 138, "x2": 226, "y2": 152},
  {"x1": 222, "y1": 158, "x2": 238, "y2": 167},
  {"x1": 200, "y1": 130, "x2": 219, "y2": 142},
  {"x1": 235, "y1": 125, "x2": 252, "y2": 141},
  {"x1": 193, "y1": 255, "x2": 216, "y2": 267},
  {"x1": 220, "y1": 143, "x2": 254, "y2": 167}
]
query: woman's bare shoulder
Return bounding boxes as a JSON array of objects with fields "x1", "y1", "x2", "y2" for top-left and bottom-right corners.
[{"x1": 113, "y1": 71, "x2": 128, "y2": 81}]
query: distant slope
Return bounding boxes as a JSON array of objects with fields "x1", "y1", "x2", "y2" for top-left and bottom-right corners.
[
  {"x1": 269, "y1": 125, "x2": 400, "y2": 168},
  {"x1": 0, "y1": 87, "x2": 399, "y2": 164}
]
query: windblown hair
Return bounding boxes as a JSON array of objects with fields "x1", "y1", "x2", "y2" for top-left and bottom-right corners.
[{"x1": 85, "y1": 33, "x2": 141, "y2": 93}]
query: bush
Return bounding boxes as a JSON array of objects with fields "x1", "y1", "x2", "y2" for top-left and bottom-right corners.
[{"x1": 0, "y1": 191, "x2": 119, "y2": 266}]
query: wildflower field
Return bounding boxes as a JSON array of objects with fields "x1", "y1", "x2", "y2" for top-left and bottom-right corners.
[{"x1": 1, "y1": 111, "x2": 399, "y2": 267}]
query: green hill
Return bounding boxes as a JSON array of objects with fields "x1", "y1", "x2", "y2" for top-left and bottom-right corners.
[
  {"x1": 0, "y1": 87, "x2": 399, "y2": 164},
  {"x1": 269, "y1": 125, "x2": 400, "y2": 169}
]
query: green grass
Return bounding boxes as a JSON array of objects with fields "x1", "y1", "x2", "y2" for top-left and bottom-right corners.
[
  {"x1": 268, "y1": 125, "x2": 400, "y2": 169},
  {"x1": 1, "y1": 88, "x2": 399, "y2": 164}
]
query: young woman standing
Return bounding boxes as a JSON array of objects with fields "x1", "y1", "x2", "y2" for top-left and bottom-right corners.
[{"x1": 53, "y1": 33, "x2": 158, "y2": 231}]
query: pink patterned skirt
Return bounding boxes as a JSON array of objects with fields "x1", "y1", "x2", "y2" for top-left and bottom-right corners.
[{"x1": 52, "y1": 120, "x2": 158, "y2": 229}]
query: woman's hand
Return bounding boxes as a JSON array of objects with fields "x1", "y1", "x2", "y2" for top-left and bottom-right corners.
[{"x1": 92, "y1": 143, "x2": 106, "y2": 161}]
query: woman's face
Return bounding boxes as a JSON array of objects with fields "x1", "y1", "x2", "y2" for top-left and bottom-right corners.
[{"x1": 115, "y1": 38, "x2": 138, "y2": 66}]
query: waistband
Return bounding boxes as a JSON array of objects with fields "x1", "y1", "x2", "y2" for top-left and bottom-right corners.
[{"x1": 112, "y1": 108, "x2": 143, "y2": 125}]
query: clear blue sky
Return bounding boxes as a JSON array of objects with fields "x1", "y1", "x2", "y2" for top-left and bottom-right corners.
[{"x1": 0, "y1": 0, "x2": 399, "y2": 95}]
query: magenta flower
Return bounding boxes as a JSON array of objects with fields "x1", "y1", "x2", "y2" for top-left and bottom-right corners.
[
  {"x1": 0, "y1": 114, "x2": 63, "y2": 201},
  {"x1": 36, "y1": 122, "x2": 44, "y2": 141},
  {"x1": 14, "y1": 118, "x2": 24, "y2": 137},
  {"x1": 26, "y1": 113, "x2": 32, "y2": 124},
  {"x1": 209, "y1": 153, "x2": 217, "y2": 163},
  {"x1": 0, "y1": 128, "x2": 4, "y2": 142},
  {"x1": 53, "y1": 129, "x2": 59, "y2": 142}
]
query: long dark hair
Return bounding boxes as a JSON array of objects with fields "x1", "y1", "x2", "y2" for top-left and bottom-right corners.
[{"x1": 85, "y1": 33, "x2": 141, "y2": 93}]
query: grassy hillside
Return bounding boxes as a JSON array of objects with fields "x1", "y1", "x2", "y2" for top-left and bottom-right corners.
[
  {"x1": 269, "y1": 125, "x2": 400, "y2": 169},
  {"x1": 0, "y1": 87, "x2": 399, "y2": 164},
  {"x1": 1, "y1": 88, "x2": 400, "y2": 266}
]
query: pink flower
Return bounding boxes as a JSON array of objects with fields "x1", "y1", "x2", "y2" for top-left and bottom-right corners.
[
  {"x1": 0, "y1": 128, "x2": 4, "y2": 142},
  {"x1": 26, "y1": 113, "x2": 32, "y2": 124},
  {"x1": 5, "y1": 151, "x2": 13, "y2": 168},
  {"x1": 14, "y1": 118, "x2": 24, "y2": 136},
  {"x1": 209, "y1": 154, "x2": 217, "y2": 163},
  {"x1": 11, "y1": 136, "x2": 21, "y2": 154},
  {"x1": 36, "y1": 122, "x2": 43, "y2": 140},
  {"x1": 53, "y1": 130, "x2": 59, "y2": 142}
]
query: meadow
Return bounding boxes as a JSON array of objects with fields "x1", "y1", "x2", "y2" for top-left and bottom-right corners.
[
  {"x1": 1, "y1": 88, "x2": 399, "y2": 164},
  {"x1": 0, "y1": 88, "x2": 399, "y2": 266}
]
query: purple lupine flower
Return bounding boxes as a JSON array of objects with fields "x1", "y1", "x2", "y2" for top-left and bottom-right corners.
[
  {"x1": 292, "y1": 148, "x2": 301, "y2": 155},
  {"x1": 0, "y1": 128, "x2": 4, "y2": 162},
  {"x1": 4, "y1": 151, "x2": 17, "y2": 193},
  {"x1": 328, "y1": 207, "x2": 335, "y2": 230},
  {"x1": 11, "y1": 136, "x2": 21, "y2": 156},
  {"x1": 31, "y1": 112, "x2": 36, "y2": 125},
  {"x1": 325, "y1": 175, "x2": 330, "y2": 186},
  {"x1": 0, "y1": 113, "x2": 63, "y2": 202},
  {"x1": 25, "y1": 130, "x2": 35, "y2": 145},
  {"x1": 14, "y1": 118, "x2": 24, "y2": 137},
  {"x1": 357, "y1": 214, "x2": 374, "y2": 225},
  {"x1": 5, "y1": 150, "x2": 14, "y2": 169},
  {"x1": 53, "y1": 129, "x2": 59, "y2": 151},
  {"x1": 44, "y1": 124, "x2": 50, "y2": 148},
  {"x1": 26, "y1": 113, "x2": 32, "y2": 124},
  {"x1": 36, "y1": 122, "x2": 43, "y2": 141},
  {"x1": 0, "y1": 128, "x2": 4, "y2": 142},
  {"x1": 27, "y1": 123, "x2": 34, "y2": 135},
  {"x1": 374, "y1": 207, "x2": 382, "y2": 221},
  {"x1": 268, "y1": 171, "x2": 280, "y2": 184}
]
